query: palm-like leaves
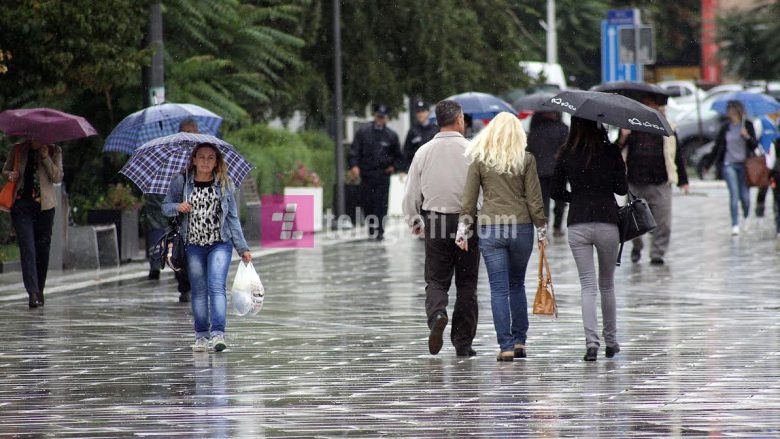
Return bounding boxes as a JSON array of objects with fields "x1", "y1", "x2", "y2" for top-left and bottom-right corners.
[{"x1": 164, "y1": 0, "x2": 306, "y2": 125}]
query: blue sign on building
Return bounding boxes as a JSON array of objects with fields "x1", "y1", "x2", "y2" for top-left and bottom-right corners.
[{"x1": 601, "y1": 9, "x2": 640, "y2": 83}]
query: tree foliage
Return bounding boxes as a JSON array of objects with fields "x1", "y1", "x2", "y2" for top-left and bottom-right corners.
[{"x1": 717, "y1": 1, "x2": 780, "y2": 80}]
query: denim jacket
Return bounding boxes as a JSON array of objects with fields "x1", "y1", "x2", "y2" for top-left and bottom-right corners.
[{"x1": 162, "y1": 173, "x2": 250, "y2": 256}]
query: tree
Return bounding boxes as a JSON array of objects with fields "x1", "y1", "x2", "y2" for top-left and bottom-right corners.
[
  {"x1": 717, "y1": 1, "x2": 780, "y2": 80},
  {"x1": 163, "y1": 0, "x2": 308, "y2": 126}
]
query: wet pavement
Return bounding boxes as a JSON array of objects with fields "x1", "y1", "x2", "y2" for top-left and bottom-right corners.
[{"x1": 1, "y1": 183, "x2": 780, "y2": 437}]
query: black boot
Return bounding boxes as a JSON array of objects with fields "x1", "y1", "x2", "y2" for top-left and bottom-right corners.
[
  {"x1": 36, "y1": 290, "x2": 44, "y2": 307},
  {"x1": 28, "y1": 293, "x2": 39, "y2": 309}
]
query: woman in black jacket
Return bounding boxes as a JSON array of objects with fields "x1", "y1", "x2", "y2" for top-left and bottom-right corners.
[
  {"x1": 552, "y1": 117, "x2": 627, "y2": 362},
  {"x1": 705, "y1": 100, "x2": 758, "y2": 235}
]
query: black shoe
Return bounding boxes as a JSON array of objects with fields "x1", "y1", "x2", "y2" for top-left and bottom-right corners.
[
  {"x1": 148, "y1": 269, "x2": 160, "y2": 280},
  {"x1": 456, "y1": 347, "x2": 477, "y2": 357},
  {"x1": 179, "y1": 291, "x2": 190, "y2": 303},
  {"x1": 514, "y1": 346, "x2": 527, "y2": 358},
  {"x1": 605, "y1": 345, "x2": 620, "y2": 358},
  {"x1": 583, "y1": 347, "x2": 598, "y2": 361},
  {"x1": 28, "y1": 296, "x2": 39, "y2": 309},
  {"x1": 630, "y1": 249, "x2": 641, "y2": 263},
  {"x1": 650, "y1": 257, "x2": 664, "y2": 265},
  {"x1": 36, "y1": 291, "x2": 44, "y2": 306},
  {"x1": 375, "y1": 234, "x2": 384, "y2": 242},
  {"x1": 428, "y1": 312, "x2": 448, "y2": 355}
]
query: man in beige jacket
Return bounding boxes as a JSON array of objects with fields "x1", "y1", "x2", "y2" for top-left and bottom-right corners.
[{"x1": 402, "y1": 100, "x2": 480, "y2": 357}]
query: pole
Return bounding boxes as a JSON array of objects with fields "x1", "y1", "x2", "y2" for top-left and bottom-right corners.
[
  {"x1": 546, "y1": 0, "x2": 557, "y2": 64},
  {"x1": 333, "y1": 0, "x2": 346, "y2": 218},
  {"x1": 633, "y1": 9, "x2": 642, "y2": 82},
  {"x1": 142, "y1": 2, "x2": 164, "y2": 107}
]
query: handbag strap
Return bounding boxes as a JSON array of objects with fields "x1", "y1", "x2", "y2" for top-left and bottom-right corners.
[{"x1": 538, "y1": 243, "x2": 553, "y2": 284}]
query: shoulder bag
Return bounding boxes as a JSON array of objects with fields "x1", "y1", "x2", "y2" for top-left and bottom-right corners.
[
  {"x1": 532, "y1": 243, "x2": 558, "y2": 317},
  {"x1": 0, "y1": 146, "x2": 19, "y2": 212},
  {"x1": 616, "y1": 191, "x2": 656, "y2": 266}
]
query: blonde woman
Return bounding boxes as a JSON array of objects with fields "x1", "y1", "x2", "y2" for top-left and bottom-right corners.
[
  {"x1": 163, "y1": 143, "x2": 252, "y2": 352},
  {"x1": 456, "y1": 112, "x2": 547, "y2": 362}
]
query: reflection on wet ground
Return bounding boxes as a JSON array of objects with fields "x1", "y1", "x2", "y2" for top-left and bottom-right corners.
[{"x1": 1, "y1": 187, "x2": 779, "y2": 436}]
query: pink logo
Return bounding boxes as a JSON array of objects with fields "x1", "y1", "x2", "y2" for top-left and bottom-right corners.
[{"x1": 261, "y1": 195, "x2": 315, "y2": 248}]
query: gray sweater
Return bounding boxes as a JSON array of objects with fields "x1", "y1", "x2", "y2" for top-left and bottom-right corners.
[{"x1": 402, "y1": 131, "x2": 471, "y2": 227}]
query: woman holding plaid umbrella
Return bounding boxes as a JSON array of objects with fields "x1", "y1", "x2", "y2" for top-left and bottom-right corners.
[{"x1": 162, "y1": 143, "x2": 252, "y2": 352}]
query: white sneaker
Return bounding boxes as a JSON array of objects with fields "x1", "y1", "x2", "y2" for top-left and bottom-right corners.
[
  {"x1": 192, "y1": 337, "x2": 209, "y2": 352},
  {"x1": 731, "y1": 226, "x2": 740, "y2": 236},
  {"x1": 212, "y1": 334, "x2": 227, "y2": 352}
]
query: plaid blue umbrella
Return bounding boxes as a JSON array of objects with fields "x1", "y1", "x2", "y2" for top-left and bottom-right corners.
[
  {"x1": 120, "y1": 133, "x2": 254, "y2": 195},
  {"x1": 711, "y1": 92, "x2": 780, "y2": 118},
  {"x1": 104, "y1": 103, "x2": 223, "y2": 154}
]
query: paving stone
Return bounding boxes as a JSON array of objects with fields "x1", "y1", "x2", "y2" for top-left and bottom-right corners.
[{"x1": 0, "y1": 186, "x2": 779, "y2": 437}]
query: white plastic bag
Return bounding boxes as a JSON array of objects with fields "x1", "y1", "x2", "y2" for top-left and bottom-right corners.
[{"x1": 231, "y1": 261, "x2": 264, "y2": 316}]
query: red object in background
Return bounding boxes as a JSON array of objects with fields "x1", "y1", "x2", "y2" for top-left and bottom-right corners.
[
  {"x1": 701, "y1": 0, "x2": 720, "y2": 83},
  {"x1": 518, "y1": 111, "x2": 534, "y2": 120}
]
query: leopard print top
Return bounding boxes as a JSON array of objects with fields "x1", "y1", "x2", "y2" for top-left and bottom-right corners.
[{"x1": 187, "y1": 180, "x2": 222, "y2": 246}]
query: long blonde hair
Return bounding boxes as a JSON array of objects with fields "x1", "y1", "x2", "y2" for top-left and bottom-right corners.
[{"x1": 465, "y1": 112, "x2": 527, "y2": 175}]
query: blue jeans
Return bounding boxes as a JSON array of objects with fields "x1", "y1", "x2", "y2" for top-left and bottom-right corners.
[
  {"x1": 722, "y1": 163, "x2": 750, "y2": 226},
  {"x1": 479, "y1": 224, "x2": 534, "y2": 352},
  {"x1": 186, "y1": 241, "x2": 232, "y2": 339}
]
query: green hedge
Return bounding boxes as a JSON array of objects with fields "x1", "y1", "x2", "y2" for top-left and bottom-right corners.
[{"x1": 225, "y1": 125, "x2": 335, "y2": 212}]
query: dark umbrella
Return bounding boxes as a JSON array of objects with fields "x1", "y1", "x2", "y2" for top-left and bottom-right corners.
[
  {"x1": 542, "y1": 90, "x2": 673, "y2": 136},
  {"x1": 591, "y1": 81, "x2": 670, "y2": 106},
  {"x1": 0, "y1": 108, "x2": 98, "y2": 144},
  {"x1": 513, "y1": 92, "x2": 557, "y2": 112},
  {"x1": 446, "y1": 92, "x2": 516, "y2": 118}
]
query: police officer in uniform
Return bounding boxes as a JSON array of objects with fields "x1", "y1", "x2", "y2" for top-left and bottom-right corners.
[
  {"x1": 402, "y1": 99, "x2": 439, "y2": 172},
  {"x1": 349, "y1": 103, "x2": 402, "y2": 240}
]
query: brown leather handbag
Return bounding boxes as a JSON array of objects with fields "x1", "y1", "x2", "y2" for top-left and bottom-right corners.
[
  {"x1": 745, "y1": 155, "x2": 771, "y2": 188},
  {"x1": 533, "y1": 243, "x2": 558, "y2": 318},
  {"x1": 0, "y1": 146, "x2": 19, "y2": 212}
]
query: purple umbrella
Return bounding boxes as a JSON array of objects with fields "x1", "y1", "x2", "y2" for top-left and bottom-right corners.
[{"x1": 0, "y1": 108, "x2": 98, "y2": 144}]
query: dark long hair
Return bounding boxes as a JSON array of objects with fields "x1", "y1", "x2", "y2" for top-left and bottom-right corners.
[{"x1": 556, "y1": 116, "x2": 610, "y2": 167}]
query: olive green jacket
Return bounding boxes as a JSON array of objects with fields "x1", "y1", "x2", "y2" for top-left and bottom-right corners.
[{"x1": 459, "y1": 153, "x2": 546, "y2": 227}]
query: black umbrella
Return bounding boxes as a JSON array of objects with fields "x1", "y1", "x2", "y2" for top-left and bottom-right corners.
[
  {"x1": 512, "y1": 92, "x2": 557, "y2": 112},
  {"x1": 542, "y1": 90, "x2": 673, "y2": 136},
  {"x1": 590, "y1": 81, "x2": 670, "y2": 106}
]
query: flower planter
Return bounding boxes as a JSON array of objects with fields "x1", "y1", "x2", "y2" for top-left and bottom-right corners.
[
  {"x1": 86, "y1": 208, "x2": 140, "y2": 261},
  {"x1": 283, "y1": 186, "x2": 323, "y2": 232}
]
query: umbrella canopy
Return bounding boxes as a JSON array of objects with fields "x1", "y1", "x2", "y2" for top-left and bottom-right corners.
[
  {"x1": 446, "y1": 92, "x2": 516, "y2": 119},
  {"x1": 542, "y1": 90, "x2": 673, "y2": 136},
  {"x1": 0, "y1": 108, "x2": 98, "y2": 144},
  {"x1": 120, "y1": 132, "x2": 254, "y2": 195},
  {"x1": 104, "y1": 103, "x2": 223, "y2": 154},
  {"x1": 513, "y1": 92, "x2": 557, "y2": 112},
  {"x1": 591, "y1": 81, "x2": 670, "y2": 106},
  {"x1": 710, "y1": 92, "x2": 780, "y2": 118}
]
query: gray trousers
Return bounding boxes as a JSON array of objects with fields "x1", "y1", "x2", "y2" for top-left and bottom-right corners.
[
  {"x1": 567, "y1": 223, "x2": 620, "y2": 349},
  {"x1": 629, "y1": 183, "x2": 672, "y2": 259}
]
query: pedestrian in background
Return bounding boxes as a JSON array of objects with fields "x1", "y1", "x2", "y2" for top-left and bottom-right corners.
[
  {"x1": 552, "y1": 117, "x2": 627, "y2": 362},
  {"x1": 618, "y1": 97, "x2": 688, "y2": 265},
  {"x1": 402, "y1": 99, "x2": 439, "y2": 172},
  {"x1": 2, "y1": 140, "x2": 63, "y2": 308},
  {"x1": 526, "y1": 111, "x2": 568, "y2": 237},
  {"x1": 754, "y1": 109, "x2": 780, "y2": 220},
  {"x1": 457, "y1": 112, "x2": 546, "y2": 362},
  {"x1": 163, "y1": 143, "x2": 252, "y2": 352},
  {"x1": 403, "y1": 99, "x2": 479, "y2": 357},
  {"x1": 142, "y1": 118, "x2": 199, "y2": 302},
  {"x1": 348, "y1": 103, "x2": 403, "y2": 241},
  {"x1": 705, "y1": 100, "x2": 759, "y2": 235}
]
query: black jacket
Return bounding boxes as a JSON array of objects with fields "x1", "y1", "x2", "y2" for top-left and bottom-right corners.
[
  {"x1": 526, "y1": 118, "x2": 569, "y2": 178},
  {"x1": 706, "y1": 120, "x2": 758, "y2": 179},
  {"x1": 552, "y1": 143, "x2": 628, "y2": 226},
  {"x1": 348, "y1": 124, "x2": 402, "y2": 177},
  {"x1": 402, "y1": 122, "x2": 439, "y2": 172}
]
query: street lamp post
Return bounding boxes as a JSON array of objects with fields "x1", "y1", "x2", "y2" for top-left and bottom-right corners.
[
  {"x1": 142, "y1": 2, "x2": 164, "y2": 107},
  {"x1": 333, "y1": 0, "x2": 345, "y2": 218}
]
